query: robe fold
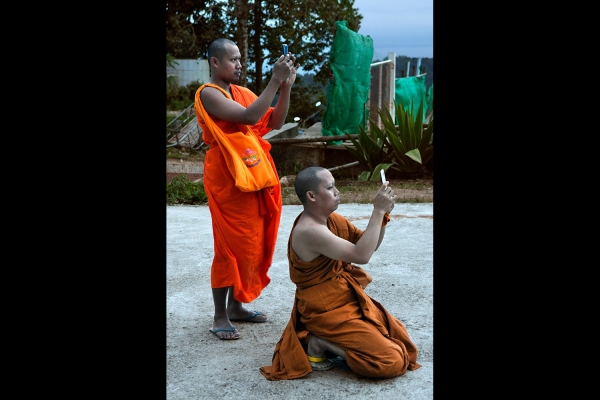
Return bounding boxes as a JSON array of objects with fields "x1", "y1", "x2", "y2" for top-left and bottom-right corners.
[
  {"x1": 259, "y1": 212, "x2": 421, "y2": 380},
  {"x1": 194, "y1": 83, "x2": 282, "y2": 303}
]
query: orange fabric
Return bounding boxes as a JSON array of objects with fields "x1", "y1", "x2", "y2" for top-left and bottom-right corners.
[
  {"x1": 260, "y1": 212, "x2": 421, "y2": 380},
  {"x1": 382, "y1": 212, "x2": 391, "y2": 226},
  {"x1": 194, "y1": 83, "x2": 282, "y2": 303},
  {"x1": 195, "y1": 84, "x2": 279, "y2": 192}
]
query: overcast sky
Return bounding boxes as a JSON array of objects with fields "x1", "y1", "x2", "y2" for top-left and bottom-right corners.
[{"x1": 352, "y1": 0, "x2": 433, "y2": 60}]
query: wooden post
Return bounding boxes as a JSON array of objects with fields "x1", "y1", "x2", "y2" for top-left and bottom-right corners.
[{"x1": 328, "y1": 161, "x2": 360, "y2": 172}]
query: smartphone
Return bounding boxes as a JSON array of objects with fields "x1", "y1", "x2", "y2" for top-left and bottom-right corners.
[
  {"x1": 282, "y1": 43, "x2": 288, "y2": 55},
  {"x1": 380, "y1": 169, "x2": 386, "y2": 183}
]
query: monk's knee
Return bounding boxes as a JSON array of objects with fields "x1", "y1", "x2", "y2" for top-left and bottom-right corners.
[
  {"x1": 381, "y1": 357, "x2": 406, "y2": 378},
  {"x1": 347, "y1": 353, "x2": 407, "y2": 379}
]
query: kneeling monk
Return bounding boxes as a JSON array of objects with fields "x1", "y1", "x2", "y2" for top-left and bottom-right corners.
[{"x1": 260, "y1": 166, "x2": 421, "y2": 380}]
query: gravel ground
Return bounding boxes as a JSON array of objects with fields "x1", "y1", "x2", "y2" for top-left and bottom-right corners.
[{"x1": 167, "y1": 203, "x2": 433, "y2": 399}]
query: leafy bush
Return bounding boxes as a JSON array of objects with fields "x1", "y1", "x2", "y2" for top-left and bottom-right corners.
[
  {"x1": 167, "y1": 79, "x2": 203, "y2": 111},
  {"x1": 384, "y1": 100, "x2": 433, "y2": 177},
  {"x1": 345, "y1": 100, "x2": 433, "y2": 181},
  {"x1": 166, "y1": 175, "x2": 208, "y2": 205}
]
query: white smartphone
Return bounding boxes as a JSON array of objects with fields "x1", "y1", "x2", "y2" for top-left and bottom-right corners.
[{"x1": 380, "y1": 169, "x2": 386, "y2": 183}]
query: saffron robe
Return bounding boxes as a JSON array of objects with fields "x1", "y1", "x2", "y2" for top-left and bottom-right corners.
[
  {"x1": 259, "y1": 212, "x2": 421, "y2": 380},
  {"x1": 194, "y1": 83, "x2": 282, "y2": 303}
]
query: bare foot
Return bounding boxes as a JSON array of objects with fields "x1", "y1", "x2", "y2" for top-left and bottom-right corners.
[
  {"x1": 307, "y1": 334, "x2": 346, "y2": 360},
  {"x1": 227, "y1": 307, "x2": 268, "y2": 322},
  {"x1": 306, "y1": 335, "x2": 334, "y2": 371},
  {"x1": 307, "y1": 334, "x2": 326, "y2": 358},
  {"x1": 211, "y1": 316, "x2": 241, "y2": 340}
]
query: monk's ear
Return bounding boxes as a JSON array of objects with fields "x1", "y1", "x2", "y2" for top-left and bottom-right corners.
[
  {"x1": 307, "y1": 191, "x2": 316, "y2": 202},
  {"x1": 211, "y1": 56, "x2": 219, "y2": 67}
]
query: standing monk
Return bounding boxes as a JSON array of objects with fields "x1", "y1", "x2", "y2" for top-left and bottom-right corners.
[
  {"x1": 194, "y1": 38, "x2": 300, "y2": 340},
  {"x1": 260, "y1": 166, "x2": 421, "y2": 379}
]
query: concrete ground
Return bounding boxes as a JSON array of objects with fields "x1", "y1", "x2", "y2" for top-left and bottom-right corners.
[{"x1": 167, "y1": 202, "x2": 433, "y2": 399}]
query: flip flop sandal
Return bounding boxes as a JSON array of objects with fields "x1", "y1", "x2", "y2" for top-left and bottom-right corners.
[
  {"x1": 307, "y1": 355, "x2": 334, "y2": 371},
  {"x1": 209, "y1": 326, "x2": 241, "y2": 340},
  {"x1": 230, "y1": 310, "x2": 268, "y2": 323}
]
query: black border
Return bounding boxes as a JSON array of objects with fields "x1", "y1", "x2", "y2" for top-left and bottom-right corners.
[{"x1": 61, "y1": 5, "x2": 167, "y2": 395}]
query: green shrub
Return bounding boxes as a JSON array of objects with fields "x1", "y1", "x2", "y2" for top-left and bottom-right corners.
[
  {"x1": 385, "y1": 101, "x2": 433, "y2": 177},
  {"x1": 166, "y1": 79, "x2": 203, "y2": 111},
  {"x1": 345, "y1": 100, "x2": 433, "y2": 181},
  {"x1": 169, "y1": 99, "x2": 192, "y2": 111},
  {"x1": 166, "y1": 175, "x2": 208, "y2": 205}
]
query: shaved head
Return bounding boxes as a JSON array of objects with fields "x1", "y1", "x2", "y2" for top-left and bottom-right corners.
[
  {"x1": 207, "y1": 38, "x2": 236, "y2": 62},
  {"x1": 295, "y1": 166, "x2": 327, "y2": 204}
]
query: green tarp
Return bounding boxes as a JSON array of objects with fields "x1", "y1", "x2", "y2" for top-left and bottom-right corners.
[
  {"x1": 426, "y1": 82, "x2": 433, "y2": 118},
  {"x1": 321, "y1": 20, "x2": 374, "y2": 145},
  {"x1": 395, "y1": 75, "x2": 433, "y2": 122},
  {"x1": 321, "y1": 21, "x2": 433, "y2": 141}
]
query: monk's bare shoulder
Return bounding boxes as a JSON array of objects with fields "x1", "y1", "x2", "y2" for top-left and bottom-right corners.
[
  {"x1": 200, "y1": 86, "x2": 226, "y2": 104},
  {"x1": 291, "y1": 218, "x2": 331, "y2": 262},
  {"x1": 201, "y1": 86, "x2": 243, "y2": 121}
]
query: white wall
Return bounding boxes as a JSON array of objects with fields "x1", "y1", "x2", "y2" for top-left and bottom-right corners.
[{"x1": 167, "y1": 58, "x2": 210, "y2": 87}]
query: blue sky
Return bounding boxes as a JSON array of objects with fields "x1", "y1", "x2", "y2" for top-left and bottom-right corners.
[{"x1": 352, "y1": 0, "x2": 433, "y2": 60}]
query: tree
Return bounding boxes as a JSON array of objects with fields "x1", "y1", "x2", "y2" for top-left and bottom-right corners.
[
  {"x1": 245, "y1": 0, "x2": 361, "y2": 93},
  {"x1": 167, "y1": 1, "x2": 361, "y2": 85},
  {"x1": 166, "y1": 0, "x2": 363, "y2": 122},
  {"x1": 234, "y1": 0, "x2": 250, "y2": 87},
  {"x1": 166, "y1": 0, "x2": 229, "y2": 59}
]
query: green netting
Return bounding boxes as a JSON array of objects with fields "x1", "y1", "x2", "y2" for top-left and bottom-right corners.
[
  {"x1": 426, "y1": 82, "x2": 434, "y2": 119},
  {"x1": 395, "y1": 75, "x2": 430, "y2": 122},
  {"x1": 321, "y1": 20, "x2": 374, "y2": 145}
]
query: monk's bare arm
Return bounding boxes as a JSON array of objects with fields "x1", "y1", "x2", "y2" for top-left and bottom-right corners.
[
  {"x1": 292, "y1": 223, "x2": 368, "y2": 263},
  {"x1": 375, "y1": 225, "x2": 386, "y2": 251},
  {"x1": 201, "y1": 55, "x2": 293, "y2": 125},
  {"x1": 293, "y1": 185, "x2": 394, "y2": 264},
  {"x1": 268, "y1": 57, "x2": 300, "y2": 129}
]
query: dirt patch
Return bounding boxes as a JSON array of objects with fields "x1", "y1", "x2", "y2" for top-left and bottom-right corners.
[{"x1": 167, "y1": 203, "x2": 433, "y2": 398}]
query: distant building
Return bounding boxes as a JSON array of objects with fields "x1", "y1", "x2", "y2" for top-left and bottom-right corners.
[{"x1": 167, "y1": 58, "x2": 210, "y2": 87}]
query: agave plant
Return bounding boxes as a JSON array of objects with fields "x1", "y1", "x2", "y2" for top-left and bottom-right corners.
[
  {"x1": 384, "y1": 100, "x2": 433, "y2": 177},
  {"x1": 345, "y1": 100, "x2": 433, "y2": 181},
  {"x1": 345, "y1": 117, "x2": 395, "y2": 181}
]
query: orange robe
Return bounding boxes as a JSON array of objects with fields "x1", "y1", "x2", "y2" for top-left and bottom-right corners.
[
  {"x1": 194, "y1": 84, "x2": 282, "y2": 303},
  {"x1": 260, "y1": 212, "x2": 421, "y2": 380}
]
